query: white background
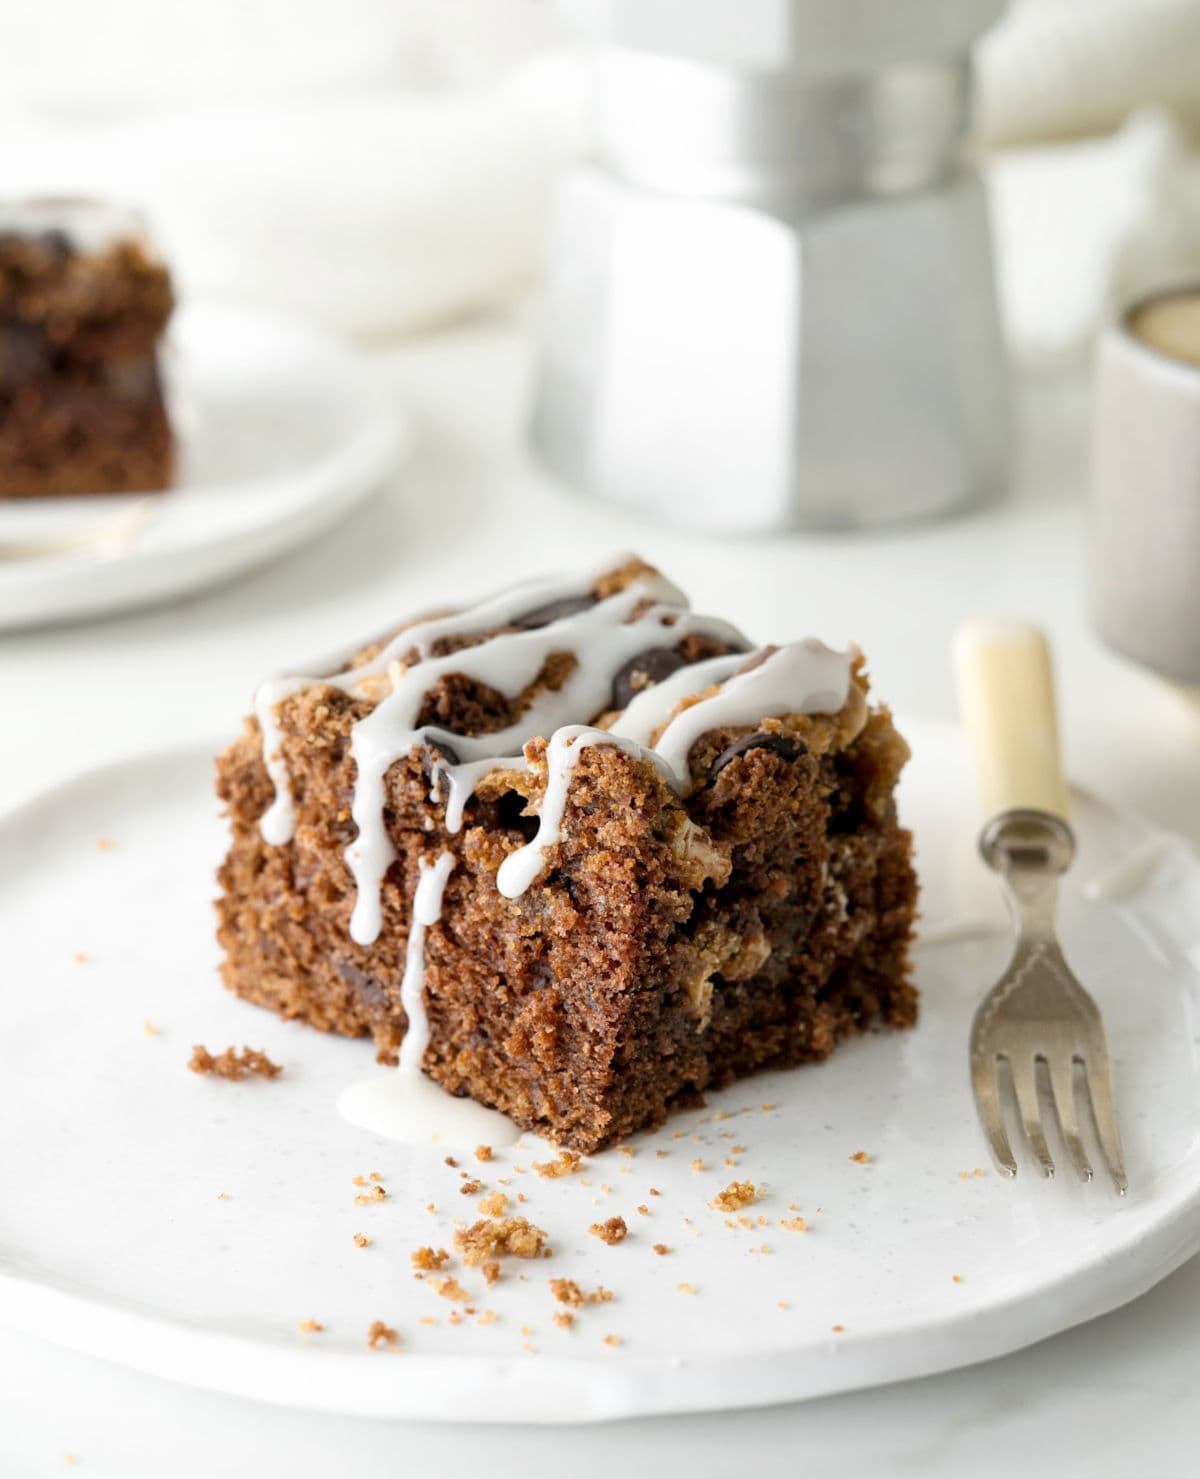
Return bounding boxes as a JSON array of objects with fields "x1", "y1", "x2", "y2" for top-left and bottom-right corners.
[{"x1": 3, "y1": 0, "x2": 1200, "y2": 1472}]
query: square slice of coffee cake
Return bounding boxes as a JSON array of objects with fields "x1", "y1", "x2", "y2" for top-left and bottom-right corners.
[
  {"x1": 216, "y1": 558, "x2": 917, "y2": 1150},
  {"x1": 0, "y1": 198, "x2": 174, "y2": 498}
]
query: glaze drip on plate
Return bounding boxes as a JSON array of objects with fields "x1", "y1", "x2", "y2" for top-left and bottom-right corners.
[{"x1": 337, "y1": 849, "x2": 524, "y2": 1147}]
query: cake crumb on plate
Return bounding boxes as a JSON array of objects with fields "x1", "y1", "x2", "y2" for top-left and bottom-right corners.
[
  {"x1": 188, "y1": 1044, "x2": 281, "y2": 1081},
  {"x1": 534, "y1": 1150, "x2": 583, "y2": 1178},
  {"x1": 455, "y1": 1216, "x2": 548, "y2": 1265},
  {"x1": 590, "y1": 1216, "x2": 628, "y2": 1245},
  {"x1": 550, "y1": 1278, "x2": 613, "y2": 1306},
  {"x1": 431, "y1": 1276, "x2": 471, "y2": 1302},
  {"x1": 710, "y1": 1180, "x2": 757, "y2": 1211}
]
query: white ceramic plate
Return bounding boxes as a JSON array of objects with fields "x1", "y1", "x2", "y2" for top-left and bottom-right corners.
[
  {"x1": 0, "y1": 304, "x2": 405, "y2": 631},
  {"x1": 1, "y1": 721, "x2": 1198, "y2": 1423}
]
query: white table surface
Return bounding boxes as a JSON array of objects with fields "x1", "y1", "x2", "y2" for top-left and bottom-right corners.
[{"x1": 2, "y1": 315, "x2": 1199, "y2": 1477}]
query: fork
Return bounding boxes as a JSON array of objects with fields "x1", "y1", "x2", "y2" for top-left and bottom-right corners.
[{"x1": 955, "y1": 620, "x2": 1128, "y2": 1194}]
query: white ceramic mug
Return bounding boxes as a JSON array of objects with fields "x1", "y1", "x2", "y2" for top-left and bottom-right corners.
[{"x1": 1090, "y1": 287, "x2": 1200, "y2": 684}]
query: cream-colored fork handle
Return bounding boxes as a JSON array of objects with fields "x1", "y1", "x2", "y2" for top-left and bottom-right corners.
[{"x1": 954, "y1": 619, "x2": 1069, "y2": 822}]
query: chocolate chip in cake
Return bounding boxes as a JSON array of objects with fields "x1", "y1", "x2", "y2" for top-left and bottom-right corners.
[
  {"x1": 611, "y1": 647, "x2": 688, "y2": 710},
  {"x1": 0, "y1": 322, "x2": 50, "y2": 386},
  {"x1": 423, "y1": 738, "x2": 460, "y2": 768},
  {"x1": 708, "y1": 730, "x2": 804, "y2": 783},
  {"x1": 510, "y1": 594, "x2": 597, "y2": 630}
]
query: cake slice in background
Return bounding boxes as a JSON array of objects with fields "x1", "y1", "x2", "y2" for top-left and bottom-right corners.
[
  {"x1": 216, "y1": 558, "x2": 918, "y2": 1151},
  {"x1": 0, "y1": 198, "x2": 174, "y2": 498}
]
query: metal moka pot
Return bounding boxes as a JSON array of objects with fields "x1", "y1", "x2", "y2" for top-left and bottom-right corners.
[{"x1": 530, "y1": 0, "x2": 1011, "y2": 532}]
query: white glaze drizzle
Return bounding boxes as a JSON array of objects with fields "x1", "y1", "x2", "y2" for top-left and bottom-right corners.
[
  {"x1": 254, "y1": 675, "x2": 314, "y2": 846},
  {"x1": 436, "y1": 756, "x2": 523, "y2": 835},
  {"x1": 251, "y1": 564, "x2": 851, "y2": 937},
  {"x1": 608, "y1": 653, "x2": 750, "y2": 749},
  {"x1": 396, "y1": 851, "x2": 456, "y2": 1077},
  {"x1": 493, "y1": 642, "x2": 854, "y2": 900},
  {"x1": 340, "y1": 576, "x2": 741, "y2": 943},
  {"x1": 495, "y1": 726, "x2": 673, "y2": 899},
  {"x1": 253, "y1": 558, "x2": 698, "y2": 851},
  {"x1": 652, "y1": 641, "x2": 851, "y2": 785},
  {"x1": 253, "y1": 632, "x2": 381, "y2": 846}
]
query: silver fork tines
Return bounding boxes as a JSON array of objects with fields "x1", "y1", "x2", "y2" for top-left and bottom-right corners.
[{"x1": 969, "y1": 809, "x2": 1128, "y2": 1194}]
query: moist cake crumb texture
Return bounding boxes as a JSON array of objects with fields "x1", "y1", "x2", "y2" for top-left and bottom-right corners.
[{"x1": 215, "y1": 558, "x2": 918, "y2": 1151}]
